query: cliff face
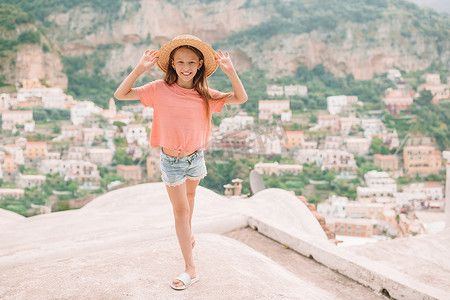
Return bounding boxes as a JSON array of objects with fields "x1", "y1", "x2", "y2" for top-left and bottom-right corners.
[
  {"x1": 6, "y1": 0, "x2": 450, "y2": 88},
  {"x1": 238, "y1": 18, "x2": 449, "y2": 80}
]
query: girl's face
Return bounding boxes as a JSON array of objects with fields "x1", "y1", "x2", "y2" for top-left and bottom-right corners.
[{"x1": 171, "y1": 47, "x2": 203, "y2": 88}]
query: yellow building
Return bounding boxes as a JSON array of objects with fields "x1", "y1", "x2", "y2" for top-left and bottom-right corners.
[
  {"x1": 2, "y1": 155, "x2": 17, "y2": 174},
  {"x1": 25, "y1": 141, "x2": 48, "y2": 160},
  {"x1": 327, "y1": 218, "x2": 374, "y2": 238},
  {"x1": 283, "y1": 131, "x2": 304, "y2": 149},
  {"x1": 403, "y1": 145, "x2": 442, "y2": 175}
]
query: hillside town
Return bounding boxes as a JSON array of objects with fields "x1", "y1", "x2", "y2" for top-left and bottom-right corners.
[{"x1": 0, "y1": 70, "x2": 449, "y2": 244}]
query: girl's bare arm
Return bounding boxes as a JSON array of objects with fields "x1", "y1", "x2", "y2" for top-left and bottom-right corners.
[
  {"x1": 114, "y1": 50, "x2": 159, "y2": 100},
  {"x1": 215, "y1": 50, "x2": 248, "y2": 105}
]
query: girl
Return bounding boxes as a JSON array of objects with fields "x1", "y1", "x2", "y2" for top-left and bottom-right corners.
[{"x1": 114, "y1": 35, "x2": 248, "y2": 290}]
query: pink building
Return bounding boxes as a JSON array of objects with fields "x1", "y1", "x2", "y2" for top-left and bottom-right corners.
[
  {"x1": 61, "y1": 125, "x2": 83, "y2": 142},
  {"x1": 383, "y1": 89, "x2": 413, "y2": 115},
  {"x1": 117, "y1": 165, "x2": 142, "y2": 181},
  {"x1": 318, "y1": 114, "x2": 340, "y2": 132},
  {"x1": 2, "y1": 110, "x2": 33, "y2": 130},
  {"x1": 373, "y1": 154, "x2": 399, "y2": 171}
]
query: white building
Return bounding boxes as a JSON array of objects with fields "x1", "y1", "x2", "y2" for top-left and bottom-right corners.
[
  {"x1": 1, "y1": 110, "x2": 33, "y2": 131},
  {"x1": 17, "y1": 174, "x2": 46, "y2": 188},
  {"x1": 327, "y1": 95, "x2": 358, "y2": 115},
  {"x1": 322, "y1": 149, "x2": 358, "y2": 179},
  {"x1": 365, "y1": 171, "x2": 397, "y2": 191},
  {"x1": 258, "y1": 100, "x2": 291, "y2": 120},
  {"x1": 284, "y1": 85, "x2": 307, "y2": 96},
  {"x1": 266, "y1": 84, "x2": 284, "y2": 96},
  {"x1": 403, "y1": 182, "x2": 444, "y2": 201},
  {"x1": 142, "y1": 107, "x2": 154, "y2": 120},
  {"x1": 361, "y1": 118, "x2": 385, "y2": 138},
  {"x1": 281, "y1": 110, "x2": 292, "y2": 122},
  {"x1": 267, "y1": 84, "x2": 308, "y2": 97},
  {"x1": 340, "y1": 117, "x2": 361, "y2": 136},
  {"x1": 357, "y1": 171, "x2": 397, "y2": 203},
  {"x1": 317, "y1": 195, "x2": 348, "y2": 218},
  {"x1": 24, "y1": 120, "x2": 35, "y2": 132},
  {"x1": 344, "y1": 137, "x2": 370, "y2": 156},
  {"x1": 61, "y1": 160, "x2": 101, "y2": 183},
  {"x1": 46, "y1": 152, "x2": 61, "y2": 160},
  {"x1": 38, "y1": 159, "x2": 63, "y2": 174},
  {"x1": 387, "y1": 69, "x2": 403, "y2": 83},
  {"x1": 124, "y1": 125, "x2": 148, "y2": 146},
  {"x1": 88, "y1": 148, "x2": 114, "y2": 166},
  {"x1": 83, "y1": 127, "x2": 104, "y2": 146},
  {"x1": 301, "y1": 141, "x2": 318, "y2": 149},
  {"x1": 254, "y1": 162, "x2": 303, "y2": 176},
  {"x1": 297, "y1": 149, "x2": 324, "y2": 165},
  {"x1": 17, "y1": 85, "x2": 75, "y2": 109},
  {"x1": 60, "y1": 125, "x2": 83, "y2": 142},
  {"x1": 317, "y1": 114, "x2": 340, "y2": 132},
  {"x1": 219, "y1": 112, "x2": 254, "y2": 134},
  {"x1": 70, "y1": 101, "x2": 103, "y2": 125},
  {"x1": 67, "y1": 147, "x2": 86, "y2": 161},
  {"x1": 255, "y1": 134, "x2": 282, "y2": 155},
  {"x1": 322, "y1": 136, "x2": 343, "y2": 150},
  {"x1": 345, "y1": 202, "x2": 386, "y2": 219}
]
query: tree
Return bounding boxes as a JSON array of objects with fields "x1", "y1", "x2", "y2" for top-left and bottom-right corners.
[
  {"x1": 370, "y1": 137, "x2": 389, "y2": 155},
  {"x1": 53, "y1": 124, "x2": 61, "y2": 134},
  {"x1": 67, "y1": 182, "x2": 79, "y2": 196}
]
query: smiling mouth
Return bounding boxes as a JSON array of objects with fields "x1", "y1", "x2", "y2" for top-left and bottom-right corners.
[{"x1": 181, "y1": 72, "x2": 192, "y2": 76}]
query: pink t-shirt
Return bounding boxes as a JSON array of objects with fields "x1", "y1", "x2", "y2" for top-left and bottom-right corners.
[{"x1": 136, "y1": 80, "x2": 226, "y2": 156}]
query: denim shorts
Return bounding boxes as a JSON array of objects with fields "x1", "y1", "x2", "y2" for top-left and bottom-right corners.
[{"x1": 159, "y1": 148, "x2": 208, "y2": 187}]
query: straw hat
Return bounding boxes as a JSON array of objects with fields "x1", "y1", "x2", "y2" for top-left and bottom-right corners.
[{"x1": 156, "y1": 35, "x2": 219, "y2": 77}]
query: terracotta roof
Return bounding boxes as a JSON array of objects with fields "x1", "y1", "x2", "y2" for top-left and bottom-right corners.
[
  {"x1": 26, "y1": 141, "x2": 47, "y2": 145},
  {"x1": 117, "y1": 164, "x2": 140, "y2": 171},
  {"x1": 374, "y1": 154, "x2": 397, "y2": 160},
  {"x1": 425, "y1": 181, "x2": 442, "y2": 187}
]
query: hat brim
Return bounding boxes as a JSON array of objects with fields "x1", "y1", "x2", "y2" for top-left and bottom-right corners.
[{"x1": 156, "y1": 36, "x2": 219, "y2": 78}]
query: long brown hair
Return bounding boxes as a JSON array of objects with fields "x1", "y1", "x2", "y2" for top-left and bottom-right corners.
[{"x1": 164, "y1": 45, "x2": 231, "y2": 131}]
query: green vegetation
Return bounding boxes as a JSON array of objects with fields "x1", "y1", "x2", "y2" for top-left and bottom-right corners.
[
  {"x1": 32, "y1": 108, "x2": 70, "y2": 123},
  {"x1": 369, "y1": 137, "x2": 390, "y2": 155},
  {"x1": 0, "y1": 4, "x2": 39, "y2": 57},
  {"x1": 218, "y1": 0, "x2": 449, "y2": 47},
  {"x1": 225, "y1": 0, "x2": 388, "y2": 45},
  {"x1": 0, "y1": 174, "x2": 84, "y2": 217},
  {"x1": 112, "y1": 148, "x2": 134, "y2": 165},
  {"x1": 3, "y1": 0, "x2": 137, "y2": 22},
  {"x1": 409, "y1": 90, "x2": 450, "y2": 150},
  {"x1": 210, "y1": 64, "x2": 394, "y2": 114},
  {"x1": 17, "y1": 30, "x2": 40, "y2": 44},
  {"x1": 0, "y1": 4, "x2": 34, "y2": 30},
  {"x1": 62, "y1": 51, "x2": 153, "y2": 108}
]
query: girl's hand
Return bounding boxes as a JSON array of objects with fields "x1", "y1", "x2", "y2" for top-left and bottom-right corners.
[
  {"x1": 216, "y1": 49, "x2": 236, "y2": 75},
  {"x1": 137, "y1": 50, "x2": 159, "y2": 72}
]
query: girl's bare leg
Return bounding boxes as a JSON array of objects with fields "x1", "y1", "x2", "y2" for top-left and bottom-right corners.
[
  {"x1": 165, "y1": 181, "x2": 197, "y2": 288},
  {"x1": 186, "y1": 178, "x2": 201, "y2": 230}
]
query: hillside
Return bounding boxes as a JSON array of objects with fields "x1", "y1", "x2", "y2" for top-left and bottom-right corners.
[
  {"x1": 406, "y1": 0, "x2": 450, "y2": 15},
  {"x1": 0, "y1": 0, "x2": 449, "y2": 93}
]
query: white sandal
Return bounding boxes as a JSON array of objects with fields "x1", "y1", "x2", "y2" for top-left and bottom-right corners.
[{"x1": 170, "y1": 272, "x2": 199, "y2": 290}]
